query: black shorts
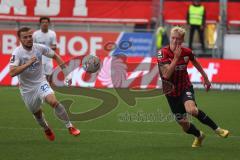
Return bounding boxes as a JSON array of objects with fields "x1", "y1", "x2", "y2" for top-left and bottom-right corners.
[{"x1": 166, "y1": 86, "x2": 197, "y2": 121}]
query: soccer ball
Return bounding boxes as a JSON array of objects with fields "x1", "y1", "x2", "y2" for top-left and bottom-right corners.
[{"x1": 82, "y1": 55, "x2": 101, "y2": 73}]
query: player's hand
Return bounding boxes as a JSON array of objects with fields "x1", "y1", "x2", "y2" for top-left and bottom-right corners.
[
  {"x1": 203, "y1": 78, "x2": 211, "y2": 92},
  {"x1": 173, "y1": 45, "x2": 182, "y2": 60},
  {"x1": 27, "y1": 56, "x2": 38, "y2": 66},
  {"x1": 64, "y1": 72, "x2": 72, "y2": 87},
  {"x1": 64, "y1": 78, "x2": 72, "y2": 86}
]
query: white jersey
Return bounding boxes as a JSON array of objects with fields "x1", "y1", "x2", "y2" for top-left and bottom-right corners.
[
  {"x1": 9, "y1": 43, "x2": 55, "y2": 94},
  {"x1": 32, "y1": 29, "x2": 57, "y2": 64}
]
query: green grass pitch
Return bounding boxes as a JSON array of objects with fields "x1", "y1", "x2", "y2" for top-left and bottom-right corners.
[{"x1": 0, "y1": 86, "x2": 239, "y2": 160}]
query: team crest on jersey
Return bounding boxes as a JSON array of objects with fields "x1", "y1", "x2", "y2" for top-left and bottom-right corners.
[
  {"x1": 184, "y1": 56, "x2": 189, "y2": 62},
  {"x1": 157, "y1": 51, "x2": 163, "y2": 59}
]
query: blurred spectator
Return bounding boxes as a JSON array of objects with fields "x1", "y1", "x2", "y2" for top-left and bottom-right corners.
[
  {"x1": 156, "y1": 26, "x2": 169, "y2": 50},
  {"x1": 33, "y1": 17, "x2": 57, "y2": 84},
  {"x1": 134, "y1": 23, "x2": 148, "y2": 32},
  {"x1": 187, "y1": 0, "x2": 206, "y2": 51}
]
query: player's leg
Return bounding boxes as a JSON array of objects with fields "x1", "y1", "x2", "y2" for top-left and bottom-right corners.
[
  {"x1": 33, "y1": 109, "x2": 49, "y2": 130},
  {"x1": 21, "y1": 91, "x2": 55, "y2": 141},
  {"x1": 183, "y1": 87, "x2": 229, "y2": 138},
  {"x1": 166, "y1": 96, "x2": 204, "y2": 147},
  {"x1": 178, "y1": 117, "x2": 205, "y2": 148},
  {"x1": 189, "y1": 25, "x2": 196, "y2": 49},
  {"x1": 38, "y1": 81, "x2": 80, "y2": 136},
  {"x1": 44, "y1": 93, "x2": 80, "y2": 136},
  {"x1": 197, "y1": 26, "x2": 205, "y2": 51},
  {"x1": 184, "y1": 100, "x2": 229, "y2": 138},
  {"x1": 33, "y1": 109, "x2": 55, "y2": 141},
  {"x1": 184, "y1": 100, "x2": 219, "y2": 129}
]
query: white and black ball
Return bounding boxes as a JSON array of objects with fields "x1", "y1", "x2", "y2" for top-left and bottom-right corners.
[{"x1": 82, "y1": 55, "x2": 101, "y2": 73}]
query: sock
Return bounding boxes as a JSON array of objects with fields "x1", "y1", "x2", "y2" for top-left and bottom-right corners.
[
  {"x1": 197, "y1": 110, "x2": 218, "y2": 130},
  {"x1": 186, "y1": 123, "x2": 201, "y2": 137},
  {"x1": 55, "y1": 103, "x2": 73, "y2": 128},
  {"x1": 34, "y1": 114, "x2": 49, "y2": 130},
  {"x1": 215, "y1": 127, "x2": 220, "y2": 131}
]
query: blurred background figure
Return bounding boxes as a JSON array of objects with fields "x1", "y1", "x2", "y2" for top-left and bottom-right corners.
[
  {"x1": 156, "y1": 26, "x2": 169, "y2": 50},
  {"x1": 187, "y1": 0, "x2": 206, "y2": 51},
  {"x1": 33, "y1": 17, "x2": 57, "y2": 84}
]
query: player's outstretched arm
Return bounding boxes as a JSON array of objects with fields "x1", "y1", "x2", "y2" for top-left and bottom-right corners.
[
  {"x1": 9, "y1": 56, "x2": 37, "y2": 77},
  {"x1": 52, "y1": 52, "x2": 65, "y2": 68},
  {"x1": 191, "y1": 58, "x2": 211, "y2": 91},
  {"x1": 52, "y1": 53, "x2": 72, "y2": 86}
]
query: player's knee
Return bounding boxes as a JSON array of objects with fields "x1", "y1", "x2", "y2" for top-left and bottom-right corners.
[
  {"x1": 49, "y1": 100, "x2": 58, "y2": 108},
  {"x1": 185, "y1": 104, "x2": 198, "y2": 116},
  {"x1": 188, "y1": 107, "x2": 198, "y2": 116}
]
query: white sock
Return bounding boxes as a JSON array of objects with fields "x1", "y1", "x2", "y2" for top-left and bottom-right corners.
[
  {"x1": 33, "y1": 114, "x2": 49, "y2": 130},
  {"x1": 54, "y1": 103, "x2": 73, "y2": 128}
]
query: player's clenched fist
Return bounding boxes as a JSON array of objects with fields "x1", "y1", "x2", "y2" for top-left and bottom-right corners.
[{"x1": 27, "y1": 56, "x2": 38, "y2": 65}]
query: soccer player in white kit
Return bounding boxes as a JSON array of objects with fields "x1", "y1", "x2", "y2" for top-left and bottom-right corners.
[
  {"x1": 33, "y1": 17, "x2": 57, "y2": 84},
  {"x1": 9, "y1": 27, "x2": 80, "y2": 141}
]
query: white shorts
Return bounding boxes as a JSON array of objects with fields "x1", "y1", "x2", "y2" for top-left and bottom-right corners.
[
  {"x1": 42, "y1": 62, "x2": 53, "y2": 76},
  {"x1": 21, "y1": 81, "x2": 54, "y2": 113}
]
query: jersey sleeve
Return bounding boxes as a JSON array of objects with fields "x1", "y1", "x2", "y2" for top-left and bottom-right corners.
[
  {"x1": 39, "y1": 44, "x2": 55, "y2": 58},
  {"x1": 9, "y1": 49, "x2": 20, "y2": 66},
  {"x1": 157, "y1": 49, "x2": 170, "y2": 66}
]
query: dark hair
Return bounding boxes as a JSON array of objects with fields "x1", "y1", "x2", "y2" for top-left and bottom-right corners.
[
  {"x1": 17, "y1": 27, "x2": 31, "y2": 38},
  {"x1": 39, "y1": 16, "x2": 50, "y2": 23}
]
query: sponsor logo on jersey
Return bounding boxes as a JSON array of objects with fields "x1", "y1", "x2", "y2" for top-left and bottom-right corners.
[{"x1": 157, "y1": 51, "x2": 163, "y2": 59}]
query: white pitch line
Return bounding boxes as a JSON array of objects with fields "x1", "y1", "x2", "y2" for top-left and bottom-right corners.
[{"x1": 0, "y1": 126, "x2": 239, "y2": 138}]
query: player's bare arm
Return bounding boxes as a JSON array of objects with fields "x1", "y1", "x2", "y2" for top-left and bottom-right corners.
[
  {"x1": 9, "y1": 56, "x2": 37, "y2": 77},
  {"x1": 159, "y1": 45, "x2": 181, "y2": 79},
  {"x1": 191, "y1": 58, "x2": 211, "y2": 91},
  {"x1": 52, "y1": 52, "x2": 66, "y2": 69},
  {"x1": 51, "y1": 52, "x2": 72, "y2": 85},
  {"x1": 42, "y1": 48, "x2": 69, "y2": 78}
]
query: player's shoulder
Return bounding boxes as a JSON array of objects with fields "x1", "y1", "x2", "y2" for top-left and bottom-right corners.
[
  {"x1": 159, "y1": 46, "x2": 170, "y2": 55},
  {"x1": 181, "y1": 46, "x2": 193, "y2": 55},
  {"x1": 12, "y1": 46, "x2": 23, "y2": 55},
  {"x1": 161, "y1": 46, "x2": 169, "y2": 52},
  {"x1": 182, "y1": 47, "x2": 192, "y2": 53},
  {"x1": 157, "y1": 46, "x2": 169, "y2": 59},
  {"x1": 33, "y1": 43, "x2": 47, "y2": 50},
  {"x1": 33, "y1": 29, "x2": 41, "y2": 35},
  {"x1": 48, "y1": 29, "x2": 57, "y2": 35},
  {"x1": 48, "y1": 29, "x2": 56, "y2": 33}
]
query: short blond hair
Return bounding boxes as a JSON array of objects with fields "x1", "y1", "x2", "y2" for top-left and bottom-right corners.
[{"x1": 171, "y1": 26, "x2": 186, "y2": 38}]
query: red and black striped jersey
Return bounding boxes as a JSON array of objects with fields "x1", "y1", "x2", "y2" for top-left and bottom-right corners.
[{"x1": 157, "y1": 46, "x2": 195, "y2": 97}]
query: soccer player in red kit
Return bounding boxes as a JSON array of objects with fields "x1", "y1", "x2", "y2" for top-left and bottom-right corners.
[{"x1": 157, "y1": 26, "x2": 229, "y2": 147}]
